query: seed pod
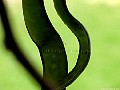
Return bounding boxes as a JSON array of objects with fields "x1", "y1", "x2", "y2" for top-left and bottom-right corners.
[
  {"x1": 53, "y1": 0, "x2": 91, "y2": 89},
  {"x1": 22, "y1": 0, "x2": 68, "y2": 89}
]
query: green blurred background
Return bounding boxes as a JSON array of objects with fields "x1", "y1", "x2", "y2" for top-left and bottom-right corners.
[{"x1": 0, "y1": 0, "x2": 120, "y2": 90}]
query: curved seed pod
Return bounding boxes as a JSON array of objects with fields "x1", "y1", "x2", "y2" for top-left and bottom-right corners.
[
  {"x1": 53, "y1": 0, "x2": 91, "y2": 89},
  {"x1": 22, "y1": 0, "x2": 68, "y2": 89}
]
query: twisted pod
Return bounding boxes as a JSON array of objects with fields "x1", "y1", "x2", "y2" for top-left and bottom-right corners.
[
  {"x1": 22, "y1": 0, "x2": 90, "y2": 90},
  {"x1": 53, "y1": 0, "x2": 91, "y2": 89},
  {"x1": 22, "y1": 0, "x2": 68, "y2": 89}
]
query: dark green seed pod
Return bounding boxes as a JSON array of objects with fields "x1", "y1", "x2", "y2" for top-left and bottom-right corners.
[
  {"x1": 22, "y1": 0, "x2": 68, "y2": 89},
  {"x1": 53, "y1": 0, "x2": 91, "y2": 89}
]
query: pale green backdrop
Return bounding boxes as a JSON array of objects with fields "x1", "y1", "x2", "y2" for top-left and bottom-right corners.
[{"x1": 0, "y1": 0, "x2": 120, "y2": 90}]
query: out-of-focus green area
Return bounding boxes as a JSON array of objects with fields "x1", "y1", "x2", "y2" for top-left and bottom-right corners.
[{"x1": 0, "y1": 0, "x2": 120, "y2": 90}]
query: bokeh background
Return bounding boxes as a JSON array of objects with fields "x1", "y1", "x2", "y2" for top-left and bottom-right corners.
[{"x1": 0, "y1": 0, "x2": 120, "y2": 90}]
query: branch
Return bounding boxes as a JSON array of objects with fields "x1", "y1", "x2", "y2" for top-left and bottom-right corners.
[{"x1": 0, "y1": 0, "x2": 55, "y2": 90}]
